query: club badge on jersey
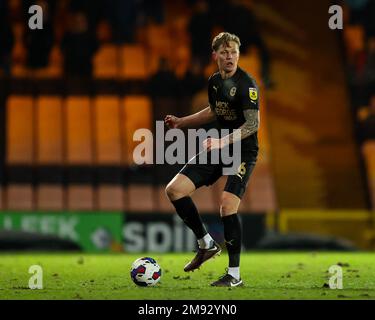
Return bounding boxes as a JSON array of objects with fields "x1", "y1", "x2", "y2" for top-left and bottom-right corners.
[{"x1": 230, "y1": 87, "x2": 237, "y2": 97}]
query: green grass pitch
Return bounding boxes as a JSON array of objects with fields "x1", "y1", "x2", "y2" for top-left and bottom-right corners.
[{"x1": 0, "y1": 252, "x2": 374, "y2": 300}]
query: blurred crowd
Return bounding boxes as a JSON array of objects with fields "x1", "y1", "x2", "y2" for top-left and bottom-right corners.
[
  {"x1": 0, "y1": 0, "x2": 272, "y2": 127},
  {"x1": 0, "y1": 0, "x2": 271, "y2": 84},
  {"x1": 343, "y1": 0, "x2": 375, "y2": 143},
  {"x1": 0, "y1": 0, "x2": 165, "y2": 77}
]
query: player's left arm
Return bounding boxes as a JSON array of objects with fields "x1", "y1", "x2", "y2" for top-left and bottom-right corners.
[
  {"x1": 204, "y1": 109, "x2": 259, "y2": 150},
  {"x1": 223, "y1": 109, "x2": 259, "y2": 146}
]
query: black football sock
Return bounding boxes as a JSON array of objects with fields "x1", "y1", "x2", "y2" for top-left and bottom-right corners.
[
  {"x1": 222, "y1": 213, "x2": 242, "y2": 268},
  {"x1": 171, "y1": 196, "x2": 207, "y2": 239}
]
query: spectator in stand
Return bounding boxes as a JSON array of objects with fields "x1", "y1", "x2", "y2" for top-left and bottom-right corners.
[
  {"x1": 181, "y1": 59, "x2": 206, "y2": 98},
  {"x1": 179, "y1": 59, "x2": 207, "y2": 117},
  {"x1": 355, "y1": 37, "x2": 375, "y2": 108},
  {"x1": 23, "y1": 0, "x2": 55, "y2": 69},
  {"x1": 188, "y1": 0, "x2": 213, "y2": 70},
  {"x1": 220, "y1": 0, "x2": 273, "y2": 88},
  {"x1": 105, "y1": 0, "x2": 137, "y2": 44},
  {"x1": 364, "y1": 0, "x2": 375, "y2": 39},
  {"x1": 363, "y1": 38, "x2": 375, "y2": 94},
  {"x1": 149, "y1": 58, "x2": 179, "y2": 99},
  {"x1": 67, "y1": 0, "x2": 102, "y2": 30},
  {"x1": 0, "y1": 1, "x2": 14, "y2": 75},
  {"x1": 61, "y1": 10, "x2": 98, "y2": 77},
  {"x1": 148, "y1": 57, "x2": 180, "y2": 121},
  {"x1": 344, "y1": 0, "x2": 369, "y2": 25},
  {"x1": 137, "y1": 0, "x2": 165, "y2": 25},
  {"x1": 360, "y1": 95, "x2": 375, "y2": 141}
]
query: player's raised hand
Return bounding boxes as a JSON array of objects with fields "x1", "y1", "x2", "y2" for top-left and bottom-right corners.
[{"x1": 164, "y1": 115, "x2": 181, "y2": 129}]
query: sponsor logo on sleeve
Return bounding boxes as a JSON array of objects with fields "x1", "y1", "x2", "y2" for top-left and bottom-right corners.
[{"x1": 249, "y1": 88, "x2": 258, "y2": 101}]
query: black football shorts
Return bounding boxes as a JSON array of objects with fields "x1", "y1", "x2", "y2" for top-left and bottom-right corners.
[{"x1": 179, "y1": 149, "x2": 257, "y2": 199}]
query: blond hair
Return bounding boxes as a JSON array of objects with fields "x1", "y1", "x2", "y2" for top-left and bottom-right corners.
[{"x1": 211, "y1": 32, "x2": 241, "y2": 52}]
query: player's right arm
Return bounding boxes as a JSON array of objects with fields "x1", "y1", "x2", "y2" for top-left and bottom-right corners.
[{"x1": 164, "y1": 106, "x2": 215, "y2": 129}]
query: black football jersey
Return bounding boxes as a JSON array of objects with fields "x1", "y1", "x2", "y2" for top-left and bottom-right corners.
[{"x1": 208, "y1": 67, "x2": 259, "y2": 153}]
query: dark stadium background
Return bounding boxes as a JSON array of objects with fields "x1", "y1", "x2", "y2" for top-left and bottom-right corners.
[{"x1": 0, "y1": 0, "x2": 374, "y2": 253}]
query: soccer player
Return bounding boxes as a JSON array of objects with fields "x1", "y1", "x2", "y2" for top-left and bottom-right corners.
[{"x1": 164, "y1": 32, "x2": 259, "y2": 287}]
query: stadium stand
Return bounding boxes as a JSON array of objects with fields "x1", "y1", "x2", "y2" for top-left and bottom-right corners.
[
  {"x1": 7, "y1": 184, "x2": 33, "y2": 210},
  {"x1": 94, "y1": 96, "x2": 122, "y2": 164},
  {"x1": 36, "y1": 96, "x2": 63, "y2": 164},
  {"x1": 6, "y1": 95, "x2": 34, "y2": 164},
  {"x1": 123, "y1": 96, "x2": 153, "y2": 165},
  {"x1": 1, "y1": 0, "x2": 372, "y2": 221},
  {"x1": 94, "y1": 96, "x2": 124, "y2": 210},
  {"x1": 65, "y1": 96, "x2": 93, "y2": 164},
  {"x1": 127, "y1": 184, "x2": 154, "y2": 212},
  {"x1": 11, "y1": 22, "x2": 28, "y2": 78},
  {"x1": 97, "y1": 185, "x2": 124, "y2": 211},
  {"x1": 120, "y1": 45, "x2": 148, "y2": 79},
  {"x1": 93, "y1": 44, "x2": 119, "y2": 79},
  {"x1": 343, "y1": 25, "x2": 365, "y2": 58},
  {"x1": 36, "y1": 96, "x2": 64, "y2": 210},
  {"x1": 37, "y1": 185, "x2": 64, "y2": 210},
  {"x1": 144, "y1": 24, "x2": 173, "y2": 75},
  {"x1": 260, "y1": 0, "x2": 368, "y2": 208}
]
